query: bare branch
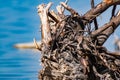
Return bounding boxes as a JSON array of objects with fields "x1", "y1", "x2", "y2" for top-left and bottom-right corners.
[
  {"x1": 103, "y1": 0, "x2": 120, "y2": 4},
  {"x1": 93, "y1": 11, "x2": 120, "y2": 45},
  {"x1": 14, "y1": 41, "x2": 42, "y2": 49},
  {"x1": 37, "y1": 2, "x2": 52, "y2": 45},
  {"x1": 34, "y1": 38, "x2": 42, "y2": 50},
  {"x1": 91, "y1": 0, "x2": 94, "y2": 8},
  {"x1": 60, "y1": 2, "x2": 80, "y2": 17},
  {"x1": 62, "y1": 0, "x2": 69, "y2": 13},
  {"x1": 90, "y1": 0, "x2": 98, "y2": 30},
  {"x1": 46, "y1": 2, "x2": 53, "y2": 11},
  {"x1": 56, "y1": 0, "x2": 69, "y2": 15},
  {"x1": 111, "y1": 5, "x2": 117, "y2": 19},
  {"x1": 107, "y1": 51, "x2": 120, "y2": 56},
  {"x1": 48, "y1": 11, "x2": 61, "y2": 23},
  {"x1": 83, "y1": 0, "x2": 120, "y2": 24}
]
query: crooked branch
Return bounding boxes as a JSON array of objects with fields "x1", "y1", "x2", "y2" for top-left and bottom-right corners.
[
  {"x1": 91, "y1": 11, "x2": 120, "y2": 45},
  {"x1": 60, "y1": 2, "x2": 80, "y2": 17},
  {"x1": 82, "y1": 0, "x2": 120, "y2": 24}
]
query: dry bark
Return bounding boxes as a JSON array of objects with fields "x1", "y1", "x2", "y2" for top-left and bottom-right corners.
[{"x1": 36, "y1": 0, "x2": 120, "y2": 80}]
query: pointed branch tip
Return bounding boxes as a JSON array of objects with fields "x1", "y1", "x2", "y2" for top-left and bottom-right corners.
[{"x1": 33, "y1": 38, "x2": 41, "y2": 51}]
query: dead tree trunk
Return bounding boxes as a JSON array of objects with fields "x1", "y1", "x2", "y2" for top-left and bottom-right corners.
[{"x1": 36, "y1": 0, "x2": 120, "y2": 80}]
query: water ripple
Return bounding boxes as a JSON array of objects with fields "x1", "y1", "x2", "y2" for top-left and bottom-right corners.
[{"x1": 0, "y1": 0, "x2": 41, "y2": 80}]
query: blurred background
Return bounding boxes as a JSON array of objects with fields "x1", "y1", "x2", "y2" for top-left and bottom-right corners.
[
  {"x1": 0, "y1": 0, "x2": 41, "y2": 80},
  {"x1": 0, "y1": 0, "x2": 119, "y2": 80}
]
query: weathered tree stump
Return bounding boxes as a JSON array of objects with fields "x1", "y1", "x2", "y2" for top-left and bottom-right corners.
[{"x1": 36, "y1": 0, "x2": 120, "y2": 80}]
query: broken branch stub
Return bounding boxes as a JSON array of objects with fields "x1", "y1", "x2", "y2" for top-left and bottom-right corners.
[
  {"x1": 37, "y1": 2, "x2": 52, "y2": 45},
  {"x1": 56, "y1": 0, "x2": 69, "y2": 15}
]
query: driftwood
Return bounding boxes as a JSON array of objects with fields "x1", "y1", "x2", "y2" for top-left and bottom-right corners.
[
  {"x1": 37, "y1": 0, "x2": 120, "y2": 80},
  {"x1": 14, "y1": 40, "x2": 41, "y2": 49},
  {"x1": 13, "y1": 38, "x2": 41, "y2": 50}
]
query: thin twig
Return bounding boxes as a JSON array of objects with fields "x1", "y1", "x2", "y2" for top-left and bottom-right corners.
[
  {"x1": 111, "y1": 5, "x2": 117, "y2": 19},
  {"x1": 33, "y1": 38, "x2": 42, "y2": 50},
  {"x1": 60, "y1": 2, "x2": 80, "y2": 17},
  {"x1": 62, "y1": 0, "x2": 69, "y2": 13},
  {"x1": 91, "y1": 0, "x2": 98, "y2": 30},
  {"x1": 56, "y1": 0, "x2": 69, "y2": 15}
]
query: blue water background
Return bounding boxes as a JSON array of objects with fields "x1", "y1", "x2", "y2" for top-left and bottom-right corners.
[
  {"x1": 0, "y1": 0, "x2": 120, "y2": 80},
  {"x1": 0, "y1": 0, "x2": 41, "y2": 80}
]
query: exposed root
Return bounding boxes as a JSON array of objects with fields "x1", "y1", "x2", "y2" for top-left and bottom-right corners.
[{"x1": 37, "y1": 1, "x2": 120, "y2": 80}]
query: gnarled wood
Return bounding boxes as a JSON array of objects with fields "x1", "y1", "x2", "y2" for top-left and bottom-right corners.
[{"x1": 37, "y1": 1, "x2": 120, "y2": 80}]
